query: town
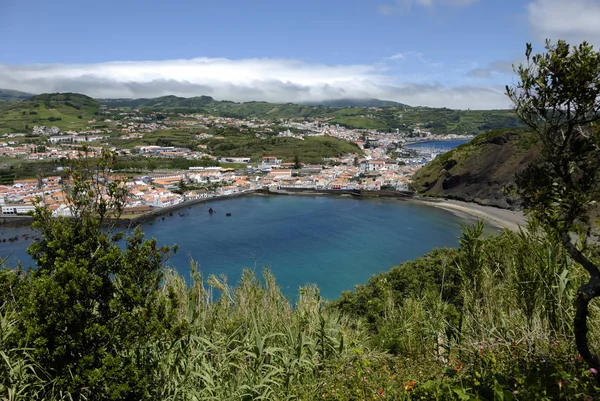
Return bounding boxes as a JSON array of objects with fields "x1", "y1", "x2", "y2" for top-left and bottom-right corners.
[{"x1": 0, "y1": 106, "x2": 472, "y2": 218}]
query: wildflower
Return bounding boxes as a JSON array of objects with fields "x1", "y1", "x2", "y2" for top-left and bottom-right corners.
[
  {"x1": 404, "y1": 380, "x2": 416, "y2": 391},
  {"x1": 590, "y1": 368, "x2": 598, "y2": 375},
  {"x1": 377, "y1": 389, "x2": 384, "y2": 397}
]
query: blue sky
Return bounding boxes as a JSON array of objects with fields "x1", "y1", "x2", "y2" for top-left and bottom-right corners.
[{"x1": 1, "y1": 0, "x2": 599, "y2": 108}]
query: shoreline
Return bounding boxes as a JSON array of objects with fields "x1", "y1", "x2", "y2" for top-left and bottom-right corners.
[
  {"x1": 410, "y1": 197, "x2": 526, "y2": 231},
  {"x1": 0, "y1": 190, "x2": 526, "y2": 232}
]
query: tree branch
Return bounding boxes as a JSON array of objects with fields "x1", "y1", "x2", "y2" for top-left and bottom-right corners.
[{"x1": 560, "y1": 232, "x2": 600, "y2": 278}]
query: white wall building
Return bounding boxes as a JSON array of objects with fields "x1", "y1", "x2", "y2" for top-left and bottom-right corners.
[{"x1": 2, "y1": 204, "x2": 36, "y2": 215}]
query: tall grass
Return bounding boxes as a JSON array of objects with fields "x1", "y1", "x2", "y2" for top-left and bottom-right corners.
[
  {"x1": 149, "y1": 268, "x2": 370, "y2": 400},
  {"x1": 2, "y1": 221, "x2": 600, "y2": 399},
  {"x1": 327, "y1": 220, "x2": 600, "y2": 398}
]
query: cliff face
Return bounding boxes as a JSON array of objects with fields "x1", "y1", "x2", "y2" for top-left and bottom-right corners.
[{"x1": 412, "y1": 130, "x2": 540, "y2": 209}]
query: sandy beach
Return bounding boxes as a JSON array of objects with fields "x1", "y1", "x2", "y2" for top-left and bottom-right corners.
[{"x1": 412, "y1": 198, "x2": 527, "y2": 232}]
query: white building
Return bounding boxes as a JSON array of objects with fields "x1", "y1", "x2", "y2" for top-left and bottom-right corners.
[{"x1": 2, "y1": 204, "x2": 36, "y2": 215}]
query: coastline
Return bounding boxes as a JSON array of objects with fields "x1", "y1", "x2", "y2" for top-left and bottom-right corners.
[
  {"x1": 0, "y1": 190, "x2": 527, "y2": 232},
  {"x1": 410, "y1": 197, "x2": 526, "y2": 232}
]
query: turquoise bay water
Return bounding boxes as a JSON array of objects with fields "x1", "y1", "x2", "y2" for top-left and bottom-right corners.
[
  {"x1": 405, "y1": 139, "x2": 470, "y2": 150},
  {"x1": 0, "y1": 195, "x2": 484, "y2": 299}
]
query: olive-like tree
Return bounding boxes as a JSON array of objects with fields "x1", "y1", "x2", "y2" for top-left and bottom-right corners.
[
  {"x1": 7, "y1": 148, "x2": 180, "y2": 400},
  {"x1": 506, "y1": 40, "x2": 600, "y2": 372}
]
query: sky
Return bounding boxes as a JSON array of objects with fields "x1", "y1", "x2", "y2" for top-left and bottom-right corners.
[{"x1": 1, "y1": 0, "x2": 599, "y2": 109}]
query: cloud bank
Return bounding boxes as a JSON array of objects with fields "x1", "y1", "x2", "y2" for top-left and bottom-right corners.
[
  {"x1": 0, "y1": 58, "x2": 511, "y2": 110},
  {"x1": 528, "y1": 0, "x2": 600, "y2": 46}
]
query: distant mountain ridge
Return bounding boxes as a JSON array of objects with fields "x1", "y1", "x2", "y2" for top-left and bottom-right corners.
[
  {"x1": 1, "y1": 92, "x2": 527, "y2": 136},
  {"x1": 301, "y1": 98, "x2": 410, "y2": 108},
  {"x1": 0, "y1": 89, "x2": 33, "y2": 102},
  {"x1": 98, "y1": 95, "x2": 217, "y2": 110},
  {"x1": 98, "y1": 96, "x2": 407, "y2": 110}
]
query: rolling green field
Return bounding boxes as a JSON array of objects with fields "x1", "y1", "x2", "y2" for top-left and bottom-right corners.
[
  {"x1": 98, "y1": 129, "x2": 199, "y2": 149},
  {"x1": 0, "y1": 93, "x2": 104, "y2": 134},
  {"x1": 99, "y1": 94, "x2": 528, "y2": 135},
  {"x1": 1, "y1": 92, "x2": 528, "y2": 136},
  {"x1": 199, "y1": 126, "x2": 361, "y2": 163}
]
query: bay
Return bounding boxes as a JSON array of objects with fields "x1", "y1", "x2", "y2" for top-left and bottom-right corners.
[
  {"x1": 0, "y1": 195, "x2": 485, "y2": 299},
  {"x1": 405, "y1": 139, "x2": 471, "y2": 150}
]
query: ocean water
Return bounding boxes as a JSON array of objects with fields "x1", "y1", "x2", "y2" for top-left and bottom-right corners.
[
  {"x1": 405, "y1": 139, "x2": 471, "y2": 150},
  {"x1": 0, "y1": 195, "x2": 487, "y2": 299}
]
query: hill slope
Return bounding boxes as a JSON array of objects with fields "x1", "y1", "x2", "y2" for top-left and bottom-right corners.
[
  {"x1": 0, "y1": 92, "x2": 527, "y2": 135},
  {"x1": 411, "y1": 129, "x2": 540, "y2": 209},
  {"x1": 0, "y1": 89, "x2": 33, "y2": 102},
  {"x1": 301, "y1": 98, "x2": 409, "y2": 108},
  {"x1": 97, "y1": 95, "x2": 527, "y2": 134},
  {"x1": 98, "y1": 95, "x2": 216, "y2": 111},
  {"x1": 0, "y1": 93, "x2": 103, "y2": 134}
]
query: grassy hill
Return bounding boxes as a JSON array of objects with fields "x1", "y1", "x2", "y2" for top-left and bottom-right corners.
[
  {"x1": 0, "y1": 89, "x2": 33, "y2": 102},
  {"x1": 411, "y1": 129, "x2": 540, "y2": 209},
  {"x1": 0, "y1": 92, "x2": 528, "y2": 135},
  {"x1": 205, "y1": 135, "x2": 361, "y2": 163},
  {"x1": 98, "y1": 95, "x2": 216, "y2": 111},
  {"x1": 302, "y1": 98, "x2": 408, "y2": 108},
  {"x1": 96, "y1": 94, "x2": 527, "y2": 135},
  {"x1": 0, "y1": 93, "x2": 103, "y2": 134}
]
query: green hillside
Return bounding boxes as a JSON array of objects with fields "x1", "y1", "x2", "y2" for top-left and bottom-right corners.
[
  {"x1": 0, "y1": 88, "x2": 33, "y2": 102},
  {"x1": 302, "y1": 98, "x2": 409, "y2": 108},
  {"x1": 0, "y1": 92, "x2": 528, "y2": 135},
  {"x1": 99, "y1": 95, "x2": 216, "y2": 111},
  {"x1": 97, "y1": 94, "x2": 527, "y2": 135},
  {"x1": 0, "y1": 93, "x2": 103, "y2": 134},
  {"x1": 205, "y1": 134, "x2": 361, "y2": 163},
  {"x1": 412, "y1": 129, "x2": 540, "y2": 208}
]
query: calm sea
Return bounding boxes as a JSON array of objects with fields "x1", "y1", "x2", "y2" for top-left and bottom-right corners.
[
  {"x1": 0, "y1": 195, "x2": 488, "y2": 299},
  {"x1": 405, "y1": 139, "x2": 470, "y2": 150}
]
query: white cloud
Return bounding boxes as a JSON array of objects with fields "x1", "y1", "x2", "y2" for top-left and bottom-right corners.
[
  {"x1": 387, "y1": 53, "x2": 408, "y2": 60},
  {"x1": 385, "y1": 51, "x2": 424, "y2": 61},
  {"x1": 0, "y1": 57, "x2": 510, "y2": 109},
  {"x1": 466, "y1": 59, "x2": 521, "y2": 79},
  {"x1": 528, "y1": 0, "x2": 600, "y2": 46}
]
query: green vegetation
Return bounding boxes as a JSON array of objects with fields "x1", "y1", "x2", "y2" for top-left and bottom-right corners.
[
  {"x1": 0, "y1": 89, "x2": 32, "y2": 103},
  {"x1": 97, "y1": 95, "x2": 216, "y2": 112},
  {"x1": 329, "y1": 107, "x2": 527, "y2": 134},
  {"x1": 0, "y1": 159, "x2": 62, "y2": 180},
  {"x1": 99, "y1": 95, "x2": 527, "y2": 135},
  {"x1": 412, "y1": 128, "x2": 540, "y2": 208},
  {"x1": 0, "y1": 93, "x2": 104, "y2": 134},
  {"x1": 204, "y1": 134, "x2": 361, "y2": 164},
  {"x1": 507, "y1": 40, "x2": 600, "y2": 374},
  {"x1": 1, "y1": 137, "x2": 600, "y2": 400},
  {"x1": 2, "y1": 41, "x2": 600, "y2": 399},
  {"x1": 1, "y1": 92, "x2": 527, "y2": 137},
  {"x1": 113, "y1": 156, "x2": 235, "y2": 172},
  {"x1": 99, "y1": 129, "x2": 199, "y2": 150},
  {"x1": 302, "y1": 98, "x2": 409, "y2": 108},
  {"x1": 333, "y1": 221, "x2": 600, "y2": 399},
  {"x1": 3, "y1": 177, "x2": 599, "y2": 399},
  {"x1": 0, "y1": 173, "x2": 15, "y2": 185},
  {"x1": 100, "y1": 124, "x2": 362, "y2": 165}
]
